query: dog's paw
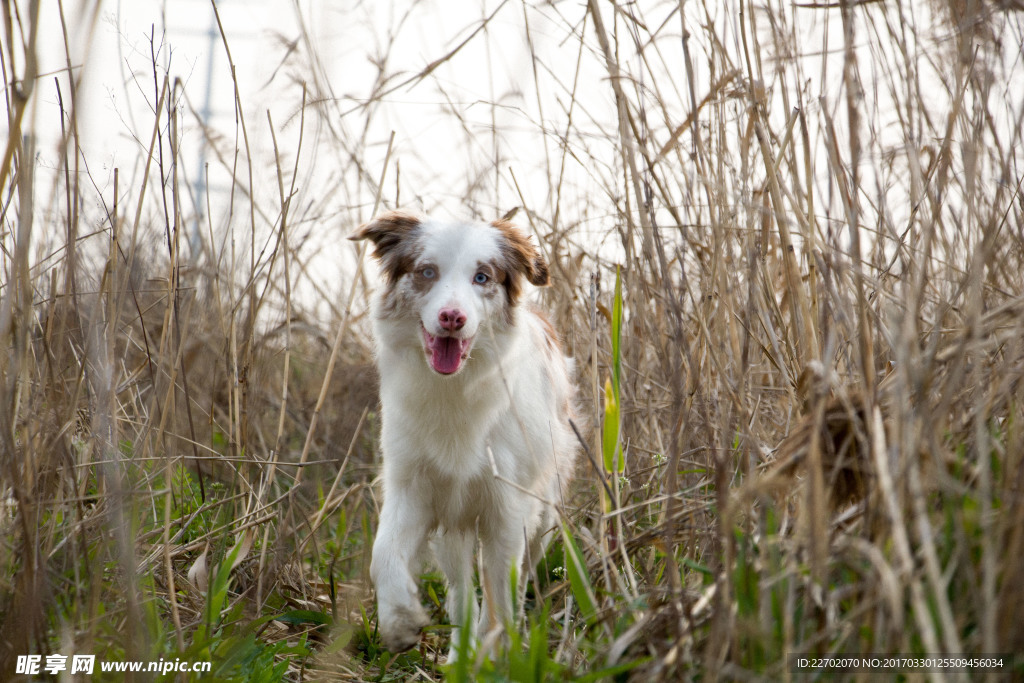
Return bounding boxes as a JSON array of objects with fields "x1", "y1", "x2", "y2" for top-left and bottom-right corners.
[{"x1": 379, "y1": 603, "x2": 429, "y2": 652}]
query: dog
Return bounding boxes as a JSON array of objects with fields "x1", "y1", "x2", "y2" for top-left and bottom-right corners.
[{"x1": 350, "y1": 211, "x2": 577, "y2": 655}]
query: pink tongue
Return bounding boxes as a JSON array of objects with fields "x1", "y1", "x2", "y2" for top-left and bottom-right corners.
[{"x1": 430, "y1": 336, "x2": 464, "y2": 374}]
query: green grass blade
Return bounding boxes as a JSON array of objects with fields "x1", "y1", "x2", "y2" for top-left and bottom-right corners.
[{"x1": 561, "y1": 525, "x2": 597, "y2": 624}]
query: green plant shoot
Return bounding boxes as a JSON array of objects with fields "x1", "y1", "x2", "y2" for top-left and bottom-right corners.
[{"x1": 602, "y1": 266, "x2": 624, "y2": 473}]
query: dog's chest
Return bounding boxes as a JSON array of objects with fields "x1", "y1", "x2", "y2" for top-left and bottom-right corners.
[
  {"x1": 407, "y1": 399, "x2": 498, "y2": 474},
  {"x1": 386, "y1": 365, "x2": 509, "y2": 454},
  {"x1": 388, "y1": 380, "x2": 512, "y2": 527}
]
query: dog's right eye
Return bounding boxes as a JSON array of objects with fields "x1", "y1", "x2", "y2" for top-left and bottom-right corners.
[{"x1": 420, "y1": 267, "x2": 436, "y2": 279}]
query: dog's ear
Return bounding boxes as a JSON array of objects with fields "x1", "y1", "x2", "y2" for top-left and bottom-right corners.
[
  {"x1": 528, "y1": 252, "x2": 552, "y2": 286},
  {"x1": 350, "y1": 211, "x2": 421, "y2": 253},
  {"x1": 492, "y1": 219, "x2": 550, "y2": 296},
  {"x1": 350, "y1": 211, "x2": 422, "y2": 283},
  {"x1": 522, "y1": 250, "x2": 550, "y2": 287},
  {"x1": 492, "y1": 219, "x2": 550, "y2": 287}
]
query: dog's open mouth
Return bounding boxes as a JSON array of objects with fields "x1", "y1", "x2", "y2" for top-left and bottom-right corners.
[{"x1": 421, "y1": 327, "x2": 473, "y2": 375}]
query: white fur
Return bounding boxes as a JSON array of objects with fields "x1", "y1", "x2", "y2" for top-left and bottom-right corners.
[{"x1": 354, "y1": 214, "x2": 577, "y2": 655}]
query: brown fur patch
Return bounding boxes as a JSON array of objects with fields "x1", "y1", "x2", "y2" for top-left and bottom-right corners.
[
  {"x1": 477, "y1": 259, "x2": 515, "y2": 326},
  {"x1": 409, "y1": 263, "x2": 440, "y2": 294},
  {"x1": 490, "y1": 219, "x2": 549, "y2": 305},
  {"x1": 475, "y1": 261, "x2": 499, "y2": 284},
  {"x1": 350, "y1": 211, "x2": 423, "y2": 285}
]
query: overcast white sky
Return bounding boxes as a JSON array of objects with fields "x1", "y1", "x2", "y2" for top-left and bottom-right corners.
[
  {"x1": 28, "y1": 2, "x2": 616, "y2": 277},
  {"x1": 9, "y1": 0, "x2": 1024, "y2": 318}
]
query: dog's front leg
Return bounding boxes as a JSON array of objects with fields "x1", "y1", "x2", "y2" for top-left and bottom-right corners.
[
  {"x1": 432, "y1": 531, "x2": 477, "y2": 660},
  {"x1": 479, "y1": 520, "x2": 528, "y2": 643},
  {"x1": 371, "y1": 490, "x2": 432, "y2": 652}
]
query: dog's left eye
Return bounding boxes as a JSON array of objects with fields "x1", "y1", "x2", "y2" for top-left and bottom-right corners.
[{"x1": 473, "y1": 272, "x2": 489, "y2": 285}]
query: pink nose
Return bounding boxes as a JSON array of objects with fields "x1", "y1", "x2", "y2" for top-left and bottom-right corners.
[{"x1": 438, "y1": 308, "x2": 467, "y2": 331}]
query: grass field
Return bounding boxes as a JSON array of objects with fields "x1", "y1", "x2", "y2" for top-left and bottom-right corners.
[{"x1": 2, "y1": 0, "x2": 1024, "y2": 680}]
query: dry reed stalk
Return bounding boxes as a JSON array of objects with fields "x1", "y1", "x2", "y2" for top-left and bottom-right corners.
[{"x1": 292, "y1": 131, "x2": 394, "y2": 488}]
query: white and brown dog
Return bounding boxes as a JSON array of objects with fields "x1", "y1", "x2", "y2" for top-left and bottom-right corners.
[{"x1": 350, "y1": 211, "x2": 577, "y2": 655}]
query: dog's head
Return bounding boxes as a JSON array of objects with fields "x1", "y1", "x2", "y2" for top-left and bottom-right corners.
[{"x1": 350, "y1": 211, "x2": 549, "y2": 375}]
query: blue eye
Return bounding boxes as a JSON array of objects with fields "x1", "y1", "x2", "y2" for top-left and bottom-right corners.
[
  {"x1": 474, "y1": 272, "x2": 489, "y2": 285},
  {"x1": 421, "y1": 267, "x2": 436, "y2": 279}
]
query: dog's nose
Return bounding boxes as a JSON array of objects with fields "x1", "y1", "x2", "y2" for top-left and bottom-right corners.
[{"x1": 438, "y1": 308, "x2": 467, "y2": 331}]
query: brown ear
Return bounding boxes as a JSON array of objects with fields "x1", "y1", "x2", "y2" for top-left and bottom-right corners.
[
  {"x1": 491, "y1": 219, "x2": 550, "y2": 306},
  {"x1": 526, "y1": 253, "x2": 550, "y2": 287},
  {"x1": 350, "y1": 211, "x2": 422, "y2": 283},
  {"x1": 492, "y1": 219, "x2": 549, "y2": 287},
  {"x1": 350, "y1": 210, "x2": 422, "y2": 251}
]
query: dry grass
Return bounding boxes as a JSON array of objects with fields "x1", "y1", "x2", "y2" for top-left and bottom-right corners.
[{"x1": 2, "y1": 0, "x2": 1024, "y2": 680}]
